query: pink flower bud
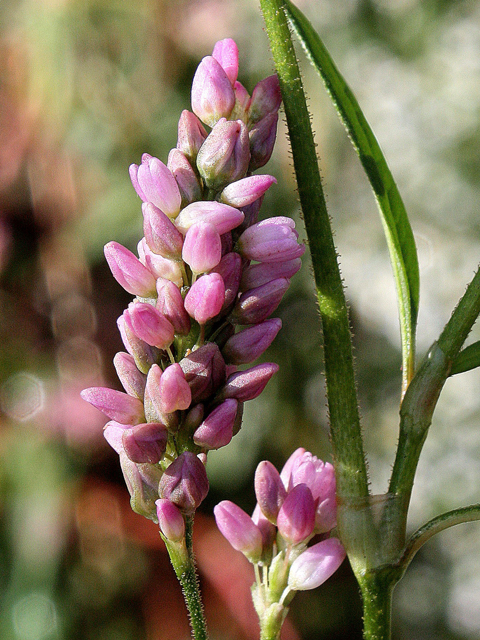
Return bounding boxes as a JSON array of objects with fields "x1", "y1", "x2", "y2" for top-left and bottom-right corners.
[
  {"x1": 184, "y1": 273, "x2": 225, "y2": 325},
  {"x1": 252, "y1": 503, "x2": 277, "y2": 554},
  {"x1": 122, "y1": 422, "x2": 168, "y2": 464},
  {"x1": 248, "y1": 75, "x2": 282, "y2": 124},
  {"x1": 214, "y1": 500, "x2": 263, "y2": 563},
  {"x1": 280, "y1": 448, "x2": 307, "y2": 490},
  {"x1": 117, "y1": 314, "x2": 156, "y2": 375},
  {"x1": 223, "y1": 319, "x2": 282, "y2": 365},
  {"x1": 184, "y1": 403, "x2": 205, "y2": 431},
  {"x1": 156, "y1": 278, "x2": 191, "y2": 336},
  {"x1": 80, "y1": 387, "x2": 145, "y2": 425},
  {"x1": 120, "y1": 452, "x2": 163, "y2": 520},
  {"x1": 130, "y1": 155, "x2": 181, "y2": 218},
  {"x1": 104, "y1": 241, "x2": 157, "y2": 297},
  {"x1": 125, "y1": 302, "x2": 175, "y2": 350},
  {"x1": 143, "y1": 364, "x2": 168, "y2": 425},
  {"x1": 158, "y1": 363, "x2": 192, "y2": 414},
  {"x1": 230, "y1": 81, "x2": 250, "y2": 121},
  {"x1": 175, "y1": 201, "x2": 244, "y2": 236},
  {"x1": 156, "y1": 499, "x2": 185, "y2": 542},
  {"x1": 159, "y1": 452, "x2": 209, "y2": 515},
  {"x1": 248, "y1": 112, "x2": 278, "y2": 171},
  {"x1": 211, "y1": 252, "x2": 242, "y2": 311},
  {"x1": 254, "y1": 460, "x2": 287, "y2": 524},
  {"x1": 232, "y1": 278, "x2": 290, "y2": 325},
  {"x1": 219, "y1": 362, "x2": 278, "y2": 402},
  {"x1": 277, "y1": 484, "x2": 315, "y2": 545},
  {"x1": 113, "y1": 352, "x2": 146, "y2": 399},
  {"x1": 191, "y1": 56, "x2": 235, "y2": 127},
  {"x1": 177, "y1": 110, "x2": 208, "y2": 162},
  {"x1": 179, "y1": 343, "x2": 226, "y2": 402},
  {"x1": 220, "y1": 175, "x2": 277, "y2": 208},
  {"x1": 238, "y1": 217, "x2": 305, "y2": 263},
  {"x1": 212, "y1": 38, "x2": 239, "y2": 85},
  {"x1": 139, "y1": 239, "x2": 184, "y2": 288},
  {"x1": 182, "y1": 222, "x2": 222, "y2": 274},
  {"x1": 240, "y1": 259, "x2": 302, "y2": 290},
  {"x1": 142, "y1": 203, "x2": 184, "y2": 259},
  {"x1": 197, "y1": 119, "x2": 250, "y2": 191},
  {"x1": 103, "y1": 420, "x2": 128, "y2": 454},
  {"x1": 287, "y1": 538, "x2": 346, "y2": 591},
  {"x1": 193, "y1": 398, "x2": 238, "y2": 449},
  {"x1": 167, "y1": 149, "x2": 202, "y2": 207}
]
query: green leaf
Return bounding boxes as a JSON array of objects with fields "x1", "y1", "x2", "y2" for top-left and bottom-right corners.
[
  {"x1": 284, "y1": 0, "x2": 419, "y2": 392},
  {"x1": 450, "y1": 340, "x2": 480, "y2": 375}
]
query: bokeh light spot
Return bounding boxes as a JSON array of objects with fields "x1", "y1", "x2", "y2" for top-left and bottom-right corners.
[
  {"x1": 12, "y1": 592, "x2": 57, "y2": 640},
  {"x1": 1, "y1": 372, "x2": 45, "y2": 421}
]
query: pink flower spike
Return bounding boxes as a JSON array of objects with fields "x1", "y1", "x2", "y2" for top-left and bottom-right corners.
[
  {"x1": 184, "y1": 273, "x2": 225, "y2": 325},
  {"x1": 220, "y1": 175, "x2": 277, "y2": 209},
  {"x1": 277, "y1": 483, "x2": 315, "y2": 545},
  {"x1": 125, "y1": 302, "x2": 175, "y2": 350},
  {"x1": 81, "y1": 387, "x2": 145, "y2": 425},
  {"x1": 132, "y1": 156, "x2": 181, "y2": 218},
  {"x1": 122, "y1": 422, "x2": 168, "y2": 464},
  {"x1": 142, "y1": 203, "x2": 184, "y2": 259},
  {"x1": 254, "y1": 460, "x2": 287, "y2": 524},
  {"x1": 177, "y1": 110, "x2": 208, "y2": 162},
  {"x1": 158, "y1": 452, "x2": 209, "y2": 515},
  {"x1": 175, "y1": 201, "x2": 244, "y2": 236},
  {"x1": 156, "y1": 278, "x2": 191, "y2": 336},
  {"x1": 214, "y1": 500, "x2": 263, "y2": 563},
  {"x1": 159, "y1": 363, "x2": 192, "y2": 414},
  {"x1": 287, "y1": 538, "x2": 346, "y2": 591},
  {"x1": 193, "y1": 398, "x2": 238, "y2": 450},
  {"x1": 156, "y1": 499, "x2": 185, "y2": 542},
  {"x1": 113, "y1": 352, "x2": 146, "y2": 399},
  {"x1": 212, "y1": 38, "x2": 239, "y2": 85},
  {"x1": 219, "y1": 362, "x2": 279, "y2": 402},
  {"x1": 223, "y1": 319, "x2": 282, "y2": 365},
  {"x1": 104, "y1": 241, "x2": 156, "y2": 297},
  {"x1": 191, "y1": 56, "x2": 235, "y2": 127}
]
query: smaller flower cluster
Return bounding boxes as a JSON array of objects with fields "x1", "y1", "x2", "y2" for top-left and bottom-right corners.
[{"x1": 214, "y1": 449, "x2": 345, "y2": 631}]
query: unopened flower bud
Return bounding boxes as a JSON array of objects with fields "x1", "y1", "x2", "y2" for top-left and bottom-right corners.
[
  {"x1": 182, "y1": 222, "x2": 222, "y2": 274},
  {"x1": 117, "y1": 314, "x2": 156, "y2": 374},
  {"x1": 139, "y1": 239, "x2": 184, "y2": 287},
  {"x1": 248, "y1": 112, "x2": 278, "y2": 171},
  {"x1": 214, "y1": 501, "x2": 263, "y2": 563},
  {"x1": 158, "y1": 363, "x2": 192, "y2": 414},
  {"x1": 113, "y1": 352, "x2": 146, "y2": 399},
  {"x1": 177, "y1": 110, "x2": 208, "y2": 162},
  {"x1": 219, "y1": 362, "x2": 279, "y2": 402},
  {"x1": 248, "y1": 75, "x2": 282, "y2": 125},
  {"x1": 193, "y1": 398, "x2": 238, "y2": 449},
  {"x1": 142, "y1": 203, "x2": 184, "y2": 259},
  {"x1": 179, "y1": 343, "x2": 226, "y2": 401},
  {"x1": 241, "y1": 259, "x2": 302, "y2": 290},
  {"x1": 280, "y1": 448, "x2": 307, "y2": 490},
  {"x1": 130, "y1": 154, "x2": 181, "y2": 218},
  {"x1": 125, "y1": 302, "x2": 175, "y2": 350},
  {"x1": 159, "y1": 452, "x2": 209, "y2": 515},
  {"x1": 156, "y1": 499, "x2": 186, "y2": 542},
  {"x1": 156, "y1": 278, "x2": 191, "y2": 336},
  {"x1": 184, "y1": 273, "x2": 225, "y2": 325},
  {"x1": 287, "y1": 538, "x2": 346, "y2": 591},
  {"x1": 223, "y1": 319, "x2": 282, "y2": 365},
  {"x1": 175, "y1": 201, "x2": 244, "y2": 236},
  {"x1": 232, "y1": 278, "x2": 290, "y2": 325},
  {"x1": 81, "y1": 387, "x2": 145, "y2": 425},
  {"x1": 122, "y1": 422, "x2": 168, "y2": 464},
  {"x1": 104, "y1": 241, "x2": 157, "y2": 297},
  {"x1": 277, "y1": 484, "x2": 315, "y2": 545},
  {"x1": 238, "y1": 217, "x2": 305, "y2": 263},
  {"x1": 252, "y1": 503, "x2": 277, "y2": 556},
  {"x1": 191, "y1": 56, "x2": 235, "y2": 127},
  {"x1": 230, "y1": 81, "x2": 250, "y2": 121},
  {"x1": 254, "y1": 460, "x2": 287, "y2": 524},
  {"x1": 220, "y1": 175, "x2": 276, "y2": 209},
  {"x1": 212, "y1": 38, "x2": 239, "y2": 85},
  {"x1": 120, "y1": 452, "x2": 161, "y2": 521},
  {"x1": 211, "y1": 252, "x2": 242, "y2": 311},
  {"x1": 167, "y1": 149, "x2": 203, "y2": 207}
]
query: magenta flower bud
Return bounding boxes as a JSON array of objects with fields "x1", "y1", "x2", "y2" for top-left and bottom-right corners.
[
  {"x1": 175, "y1": 201, "x2": 244, "y2": 236},
  {"x1": 182, "y1": 222, "x2": 222, "y2": 274},
  {"x1": 184, "y1": 273, "x2": 225, "y2": 325},
  {"x1": 158, "y1": 452, "x2": 209, "y2": 515},
  {"x1": 230, "y1": 81, "x2": 250, "y2": 121},
  {"x1": 81, "y1": 387, "x2": 145, "y2": 425},
  {"x1": 248, "y1": 112, "x2": 278, "y2": 171},
  {"x1": 184, "y1": 403, "x2": 205, "y2": 432},
  {"x1": 223, "y1": 319, "x2": 282, "y2": 365},
  {"x1": 315, "y1": 496, "x2": 337, "y2": 534},
  {"x1": 254, "y1": 460, "x2": 287, "y2": 524},
  {"x1": 179, "y1": 343, "x2": 226, "y2": 402},
  {"x1": 252, "y1": 503, "x2": 277, "y2": 553},
  {"x1": 232, "y1": 278, "x2": 290, "y2": 325},
  {"x1": 167, "y1": 148, "x2": 202, "y2": 207},
  {"x1": 214, "y1": 500, "x2": 263, "y2": 563},
  {"x1": 197, "y1": 118, "x2": 250, "y2": 191},
  {"x1": 240, "y1": 259, "x2": 302, "y2": 290},
  {"x1": 248, "y1": 75, "x2": 282, "y2": 124},
  {"x1": 104, "y1": 241, "x2": 157, "y2": 297},
  {"x1": 143, "y1": 364, "x2": 167, "y2": 425},
  {"x1": 130, "y1": 155, "x2": 181, "y2": 218},
  {"x1": 158, "y1": 363, "x2": 192, "y2": 414},
  {"x1": 156, "y1": 278, "x2": 191, "y2": 336},
  {"x1": 212, "y1": 38, "x2": 239, "y2": 85},
  {"x1": 122, "y1": 422, "x2": 168, "y2": 464},
  {"x1": 103, "y1": 420, "x2": 128, "y2": 454},
  {"x1": 287, "y1": 538, "x2": 346, "y2": 591},
  {"x1": 238, "y1": 217, "x2": 305, "y2": 263},
  {"x1": 277, "y1": 484, "x2": 315, "y2": 545},
  {"x1": 142, "y1": 203, "x2": 184, "y2": 259},
  {"x1": 211, "y1": 252, "x2": 242, "y2": 311},
  {"x1": 220, "y1": 175, "x2": 277, "y2": 209},
  {"x1": 125, "y1": 302, "x2": 175, "y2": 350},
  {"x1": 139, "y1": 239, "x2": 184, "y2": 287},
  {"x1": 219, "y1": 362, "x2": 279, "y2": 402},
  {"x1": 113, "y1": 352, "x2": 146, "y2": 399},
  {"x1": 117, "y1": 313, "x2": 156, "y2": 375},
  {"x1": 191, "y1": 56, "x2": 235, "y2": 127},
  {"x1": 177, "y1": 110, "x2": 208, "y2": 162},
  {"x1": 193, "y1": 398, "x2": 238, "y2": 449},
  {"x1": 156, "y1": 499, "x2": 185, "y2": 542},
  {"x1": 280, "y1": 448, "x2": 307, "y2": 490}
]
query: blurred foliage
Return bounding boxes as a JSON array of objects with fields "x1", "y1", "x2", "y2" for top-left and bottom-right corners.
[{"x1": 0, "y1": 0, "x2": 479, "y2": 638}]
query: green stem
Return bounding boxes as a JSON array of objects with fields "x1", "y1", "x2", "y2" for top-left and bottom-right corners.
[
  {"x1": 358, "y1": 572, "x2": 395, "y2": 640},
  {"x1": 165, "y1": 516, "x2": 209, "y2": 640}
]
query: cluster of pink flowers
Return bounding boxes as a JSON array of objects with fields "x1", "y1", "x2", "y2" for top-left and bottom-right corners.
[
  {"x1": 215, "y1": 449, "x2": 345, "y2": 620},
  {"x1": 81, "y1": 39, "x2": 305, "y2": 532}
]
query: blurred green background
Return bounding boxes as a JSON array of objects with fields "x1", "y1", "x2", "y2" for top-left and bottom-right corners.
[{"x1": 1, "y1": 0, "x2": 480, "y2": 638}]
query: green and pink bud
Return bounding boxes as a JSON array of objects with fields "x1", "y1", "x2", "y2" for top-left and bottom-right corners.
[
  {"x1": 156, "y1": 499, "x2": 186, "y2": 542},
  {"x1": 113, "y1": 352, "x2": 147, "y2": 400},
  {"x1": 158, "y1": 452, "x2": 209, "y2": 515},
  {"x1": 214, "y1": 500, "x2": 263, "y2": 563},
  {"x1": 122, "y1": 422, "x2": 169, "y2": 464},
  {"x1": 232, "y1": 278, "x2": 290, "y2": 325},
  {"x1": 176, "y1": 110, "x2": 207, "y2": 162},
  {"x1": 167, "y1": 149, "x2": 203, "y2": 207}
]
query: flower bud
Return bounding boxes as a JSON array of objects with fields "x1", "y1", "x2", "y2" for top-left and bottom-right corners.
[
  {"x1": 139, "y1": 239, "x2": 184, "y2": 287},
  {"x1": 177, "y1": 110, "x2": 208, "y2": 162},
  {"x1": 182, "y1": 222, "x2": 222, "y2": 274},
  {"x1": 252, "y1": 503, "x2": 277, "y2": 558},
  {"x1": 277, "y1": 484, "x2": 315, "y2": 545},
  {"x1": 175, "y1": 201, "x2": 244, "y2": 236},
  {"x1": 156, "y1": 278, "x2": 191, "y2": 336},
  {"x1": 103, "y1": 420, "x2": 128, "y2": 454},
  {"x1": 117, "y1": 314, "x2": 156, "y2": 374},
  {"x1": 104, "y1": 241, "x2": 157, "y2": 297},
  {"x1": 184, "y1": 273, "x2": 225, "y2": 325},
  {"x1": 130, "y1": 154, "x2": 181, "y2": 218},
  {"x1": 193, "y1": 398, "x2": 238, "y2": 449},
  {"x1": 248, "y1": 112, "x2": 278, "y2": 171},
  {"x1": 122, "y1": 422, "x2": 168, "y2": 464},
  {"x1": 156, "y1": 499, "x2": 185, "y2": 542},
  {"x1": 280, "y1": 448, "x2": 307, "y2": 490},
  {"x1": 287, "y1": 538, "x2": 346, "y2": 591},
  {"x1": 167, "y1": 148, "x2": 203, "y2": 207},
  {"x1": 240, "y1": 259, "x2": 302, "y2": 290},
  {"x1": 223, "y1": 319, "x2": 282, "y2": 365},
  {"x1": 212, "y1": 38, "x2": 239, "y2": 85},
  {"x1": 143, "y1": 364, "x2": 168, "y2": 425},
  {"x1": 237, "y1": 217, "x2": 305, "y2": 263},
  {"x1": 232, "y1": 278, "x2": 290, "y2": 325},
  {"x1": 254, "y1": 460, "x2": 287, "y2": 524},
  {"x1": 196, "y1": 118, "x2": 250, "y2": 191},
  {"x1": 159, "y1": 452, "x2": 209, "y2": 515},
  {"x1": 230, "y1": 81, "x2": 250, "y2": 121},
  {"x1": 142, "y1": 203, "x2": 184, "y2": 259},
  {"x1": 248, "y1": 75, "x2": 282, "y2": 125},
  {"x1": 220, "y1": 175, "x2": 277, "y2": 208},
  {"x1": 80, "y1": 387, "x2": 145, "y2": 425},
  {"x1": 214, "y1": 501, "x2": 263, "y2": 563},
  {"x1": 219, "y1": 362, "x2": 279, "y2": 402},
  {"x1": 179, "y1": 343, "x2": 226, "y2": 402},
  {"x1": 158, "y1": 363, "x2": 192, "y2": 414},
  {"x1": 113, "y1": 352, "x2": 146, "y2": 399},
  {"x1": 125, "y1": 302, "x2": 175, "y2": 350},
  {"x1": 191, "y1": 56, "x2": 235, "y2": 127},
  {"x1": 120, "y1": 452, "x2": 161, "y2": 521},
  {"x1": 211, "y1": 252, "x2": 242, "y2": 311}
]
